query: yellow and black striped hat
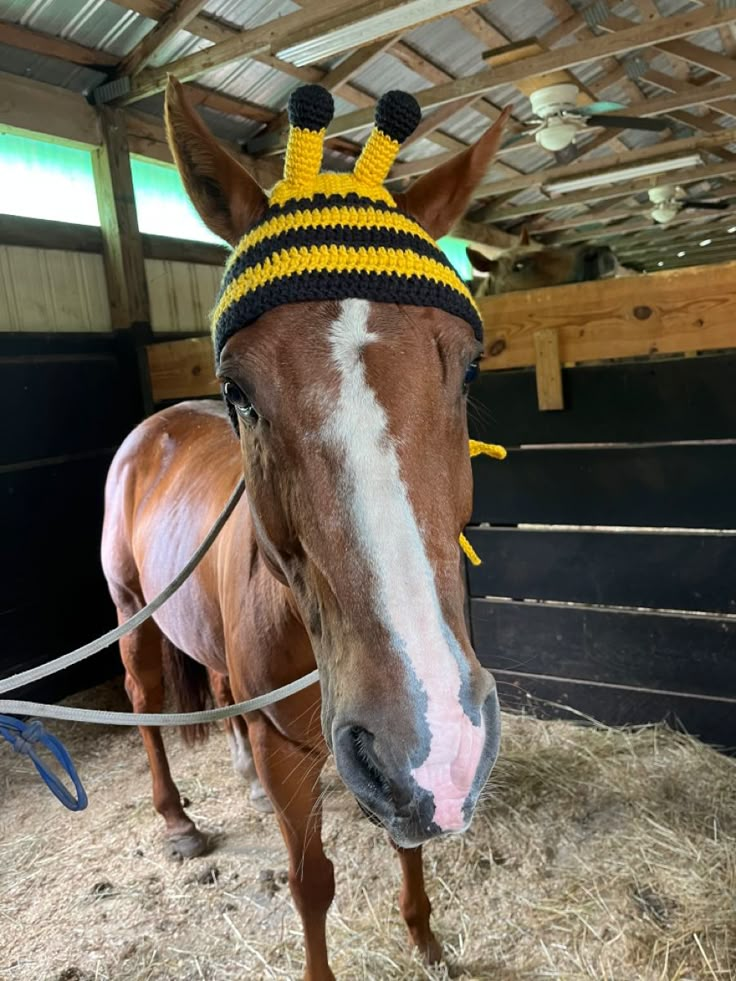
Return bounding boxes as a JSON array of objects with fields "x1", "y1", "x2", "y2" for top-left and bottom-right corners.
[{"x1": 212, "y1": 85, "x2": 483, "y2": 362}]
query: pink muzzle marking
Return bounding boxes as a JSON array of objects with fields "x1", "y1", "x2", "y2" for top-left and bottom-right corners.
[{"x1": 411, "y1": 703, "x2": 486, "y2": 831}]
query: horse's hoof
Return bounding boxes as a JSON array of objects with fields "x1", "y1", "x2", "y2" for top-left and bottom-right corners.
[
  {"x1": 166, "y1": 829, "x2": 208, "y2": 860},
  {"x1": 250, "y1": 786, "x2": 274, "y2": 813},
  {"x1": 420, "y1": 936, "x2": 443, "y2": 966}
]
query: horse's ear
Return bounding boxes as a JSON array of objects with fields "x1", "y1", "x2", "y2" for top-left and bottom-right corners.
[
  {"x1": 466, "y1": 247, "x2": 497, "y2": 274},
  {"x1": 165, "y1": 76, "x2": 267, "y2": 246},
  {"x1": 395, "y1": 107, "x2": 510, "y2": 239},
  {"x1": 518, "y1": 226, "x2": 531, "y2": 246}
]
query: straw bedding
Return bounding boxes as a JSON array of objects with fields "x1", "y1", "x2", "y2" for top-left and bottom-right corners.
[{"x1": 1, "y1": 679, "x2": 733, "y2": 980}]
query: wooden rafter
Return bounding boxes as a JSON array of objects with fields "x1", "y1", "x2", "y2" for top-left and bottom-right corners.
[
  {"x1": 489, "y1": 161, "x2": 736, "y2": 226},
  {"x1": 116, "y1": 0, "x2": 209, "y2": 77},
  {"x1": 256, "y1": 6, "x2": 736, "y2": 149},
  {"x1": 0, "y1": 21, "x2": 118, "y2": 68},
  {"x1": 117, "y1": 0, "x2": 485, "y2": 105},
  {"x1": 471, "y1": 122, "x2": 736, "y2": 203}
]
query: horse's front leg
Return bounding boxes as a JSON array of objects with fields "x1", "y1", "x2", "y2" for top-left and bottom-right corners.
[
  {"x1": 247, "y1": 714, "x2": 335, "y2": 981},
  {"x1": 392, "y1": 842, "x2": 443, "y2": 965}
]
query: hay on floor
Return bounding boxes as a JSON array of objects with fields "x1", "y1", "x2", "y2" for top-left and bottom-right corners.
[{"x1": 1, "y1": 679, "x2": 734, "y2": 980}]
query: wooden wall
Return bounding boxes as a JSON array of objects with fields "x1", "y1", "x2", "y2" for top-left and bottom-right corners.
[
  {"x1": 465, "y1": 353, "x2": 736, "y2": 747},
  {"x1": 0, "y1": 245, "x2": 219, "y2": 334}
]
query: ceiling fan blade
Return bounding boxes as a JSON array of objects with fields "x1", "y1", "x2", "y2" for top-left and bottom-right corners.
[
  {"x1": 501, "y1": 129, "x2": 533, "y2": 149},
  {"x1": 681, "y1": 199, "x2": 731, "y2": 210},
  {"x1": 554, "y1": 144, "x2": 580, "y2": 165},
  {"x1": 588, "y1": 113, "x2": 670, "y2": 131},
  {"x1": 576, "y1": 101, "x2": 626, "y2": 115}
]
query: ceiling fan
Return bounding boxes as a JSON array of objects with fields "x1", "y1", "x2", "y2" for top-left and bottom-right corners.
[
  {"x1": 647, "y1": 185, "x2": 731, "y2": 224},
  {"x1": 503, "y1": 82, "x2": 669, "y2": 156}
]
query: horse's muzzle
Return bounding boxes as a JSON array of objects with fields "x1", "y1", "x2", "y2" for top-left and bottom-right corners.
[{"x1": 332, "y1": 688, "x2": 501, "y2": 847}]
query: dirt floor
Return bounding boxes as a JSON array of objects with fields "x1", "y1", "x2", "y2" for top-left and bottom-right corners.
[{"x1": 1, "y1": 679, "x2": 734, "y2": 981}]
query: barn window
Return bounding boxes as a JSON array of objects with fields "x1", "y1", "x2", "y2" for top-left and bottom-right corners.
[
  {"x1": 0, "y1": 131, "x2": 99, "y2": 226},
  {"x1": 437, "y1": 235, "x2": 474, "y2": 282},
  {"x1": 130, "y1": 156, "x2": 220, "y2": 245}
]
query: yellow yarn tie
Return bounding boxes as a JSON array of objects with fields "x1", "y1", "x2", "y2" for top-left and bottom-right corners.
[{"x1": 459, "y1": 440, "x2": 507, "y2": 567}]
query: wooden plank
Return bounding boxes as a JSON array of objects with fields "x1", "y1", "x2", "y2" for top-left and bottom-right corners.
[
  {"x1": 490, "y1": 671, "x2": 736, "y2": 748},
  {"x1": 274, "y1": 6, "x2": 736, "y2": 146},
  {"x1": 478, "y1": 261, "x2": 736, "y2": 371},
  {"x1": 467, "y1": 354, "x2": 736, "y2": 445},
  {"x1": 122, "y1": 0, "x2": 419, "y2": 103},
  {"x1": 470, "y1": 443, "x2": 736, "y2": 528},
  {"x1": 0, "y1": 70, "x2": 280, "y2": 181},
  {"x1": 92, "y1": 108, "x2": 150, "y2": 330},
  {"x1": 533, "y1": 329, "x2": 563, "y2": 410},
  {"x1": 471, "y1": 598, "x2": 736, "y2": 699},
  {"x1": 0, "y1": 214, "x2": 228, "y2": 265},
  {"x1": 117, "y1": 0, "x2": 210, "y2": 77},
  {"x1": 146, "y1": 336, "x2": 218, "y2": 401},
  {"x1": 471, "y1": 124, "x2": 736, "y2": 201},
  {"x1": 478, "y1": 159, "x2": 736, "y2": 223},
  {"x1": 466, "y1": 528, "x2": 736, "y2": 614},
  {"x1": 0, "y1": 21, "x2": 118, "y2": 68}
]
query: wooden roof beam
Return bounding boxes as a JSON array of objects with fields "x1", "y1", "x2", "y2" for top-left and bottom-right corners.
[
  {"x1": 0, "y1": 20, "x2": 118, "y2": 68},
  {"x1": 117, "y1": 0, "x2": 486, "y2": 105},
  {"x1": 116, "y1": 0, "x2": 209, "y2": 77},
  {"x1": 259, "y1": 5, "x2": 736, "y2": 150},
  {"x1": 109, "y1": 0, "x2": 323, "y2": 84},
  {"x1": 0, "y1": 70, "x2": 281, "y2": 184},
  {"x1": 482, "y1": 159, "x2": 736, "y2": 226},
  {"x1": 471, "y1": 118, "x2": 736, "y2": 203}
]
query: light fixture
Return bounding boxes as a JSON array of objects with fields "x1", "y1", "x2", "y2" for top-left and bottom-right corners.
[
  {"x1": 729, "y1": 226, "x2": 736, "y2": 233},
  {"x1": 544, "y1": 154, "x2": 703, "y2": 195},
  {"x1": 657, "y1": 261, "x2": 664, "y2": 267},
  {"x1": 277, "y1": 0, "x2": 475, "y2": 66},
  {"x1": 699, "y1": 238, "x2": 712, "y2": 246},
  {"x1": 677, "y1": 250, "x2": 686, "y2": 257}
]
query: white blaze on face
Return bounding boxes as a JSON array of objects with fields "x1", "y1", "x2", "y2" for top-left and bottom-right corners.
[{"x1": 323, "y1": 299, "x2": 484, "y2": 831}]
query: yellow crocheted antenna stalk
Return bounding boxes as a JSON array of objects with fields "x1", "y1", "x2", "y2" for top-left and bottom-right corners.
[
  {"x1": 459, "y1": 439, "x2": 507, "y2": 567},
  {"x1": 354, "y1": 129, "x2": 401, "y2": 187},
  {"x1": 283, "y1": 126, "x2": 326, "y2": 191}
]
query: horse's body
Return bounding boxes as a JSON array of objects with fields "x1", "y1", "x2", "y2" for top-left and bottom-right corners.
[{"x1": 101, "y1": 78, "x2": 510, "y2": 980}]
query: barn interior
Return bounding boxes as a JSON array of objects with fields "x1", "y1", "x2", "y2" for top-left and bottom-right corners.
[{"x1": 1, "y1": 1, "x2": 735, "y2": 979}]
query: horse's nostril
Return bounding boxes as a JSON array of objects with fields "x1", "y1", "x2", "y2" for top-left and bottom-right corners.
[{"x1": 348, "y1": 726, "x2": 392, "y2": 800}]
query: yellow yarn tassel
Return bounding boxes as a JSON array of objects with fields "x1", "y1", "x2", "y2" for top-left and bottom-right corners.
[
  {"x1": 459, "y1": 532, "x2": 481, "y2": 566},
  {"x1": 459, "y1": 439, "x2": 507, "y2": 566}
]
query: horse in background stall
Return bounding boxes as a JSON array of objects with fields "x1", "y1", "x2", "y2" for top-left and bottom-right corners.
[
  {"x1": 101, "y1": 79, "x2": 510, "y2": 981},
  {"x1": 467, "y1": 227, "x2": 640, "y2": 296}
]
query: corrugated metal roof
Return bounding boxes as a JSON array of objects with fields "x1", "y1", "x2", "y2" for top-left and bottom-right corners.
[{"x1": 0, "y1": 0, "x2": 733, "y2": 250}]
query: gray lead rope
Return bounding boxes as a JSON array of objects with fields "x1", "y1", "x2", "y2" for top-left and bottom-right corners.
[{"x1": 0, "y1": 478, "x2": 319, "y2": 725}]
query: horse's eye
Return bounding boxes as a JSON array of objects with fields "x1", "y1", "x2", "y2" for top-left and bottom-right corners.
[
  {"x1": 464, "y1": 360, "x2": 480, "y2": 386},
  {"x1": 223, "y1": 380, "x2": 258, "y2": 424}
]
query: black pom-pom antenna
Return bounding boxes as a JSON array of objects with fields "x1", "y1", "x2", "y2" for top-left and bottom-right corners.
[
  {"x1": 287, "y1": 84, "x2": 335, "y2": 132},
  {"x1": 375, "y1": 90, "x2": 422, "y2": 144}
]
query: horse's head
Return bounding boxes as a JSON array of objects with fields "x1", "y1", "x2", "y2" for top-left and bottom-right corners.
[
  {"x1": 468, "y1": 229, "x2": 618, "y2": 296},
  {"x1": 166, "y1": 79, "x2": 509, "y2": 847}
]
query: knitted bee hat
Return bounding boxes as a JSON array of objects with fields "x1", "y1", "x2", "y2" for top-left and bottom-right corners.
[{"x1": 211, "y1": 85, "x2": 483, "y2": 362}]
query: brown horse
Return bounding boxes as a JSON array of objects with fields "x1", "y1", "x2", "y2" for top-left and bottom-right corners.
[
  {"x1": 101, "y1": 79, "x2": 507, "y2": 981},
  {"x1": 467, "y1": 228, "x2": 621, "y2": 296}
]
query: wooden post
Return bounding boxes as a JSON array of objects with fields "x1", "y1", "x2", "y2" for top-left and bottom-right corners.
[
  {"x1": 533, "y1": 329, "x2": 564, "y2": 411},
  {"x1": 92, "y1": 106, "x2": 151, "y2": 331}
]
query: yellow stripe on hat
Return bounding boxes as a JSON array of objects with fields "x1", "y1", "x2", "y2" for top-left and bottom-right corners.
[
  {"x1": 225, "y1": 204, "x2": 440, "y2": 275},
  {"x1": 213, "y1": 244, "x2": 480, "y2": 329}
]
